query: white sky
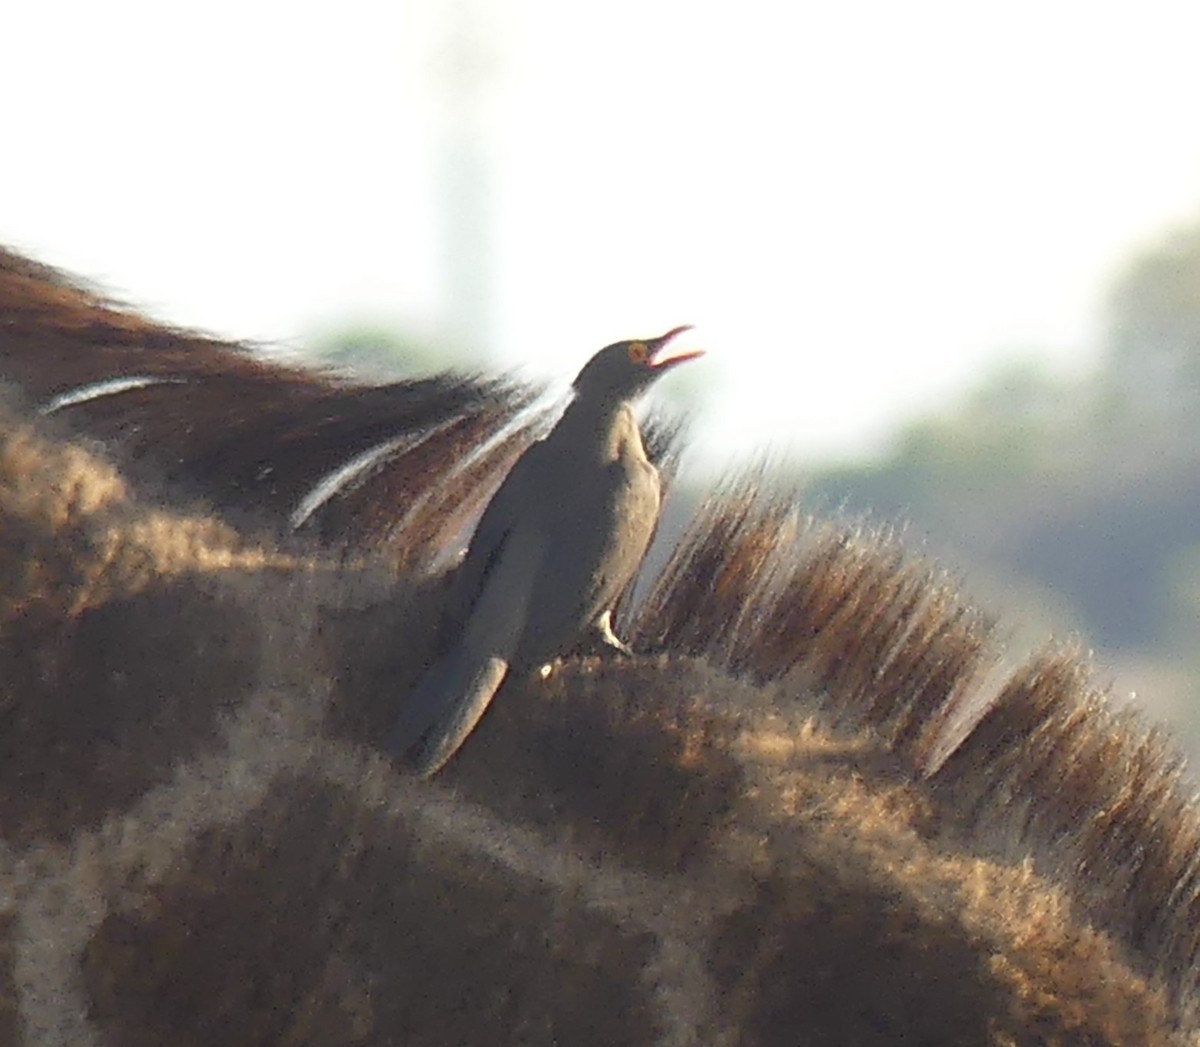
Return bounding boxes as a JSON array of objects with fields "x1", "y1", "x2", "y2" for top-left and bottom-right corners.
[{"x1": 6, "y1": 0, "x2": 1200, "y2": 468}]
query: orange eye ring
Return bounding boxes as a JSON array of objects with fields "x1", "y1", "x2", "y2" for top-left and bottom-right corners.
[{"x1": 627, "y1": 341, "x2": 649, "y2": 364}]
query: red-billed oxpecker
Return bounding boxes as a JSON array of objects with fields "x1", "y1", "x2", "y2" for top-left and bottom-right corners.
[{"x1": 387, "y1": 327, "x2": 704, "y2": 776}]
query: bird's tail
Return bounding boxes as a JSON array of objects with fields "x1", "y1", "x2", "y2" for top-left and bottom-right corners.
[{"x1": 386, "y1": 653, "x2": 510, "y2": 778}]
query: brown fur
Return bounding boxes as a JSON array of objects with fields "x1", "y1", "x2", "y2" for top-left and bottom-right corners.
[{"x1": 1, "y1": 247, "x2": 1196, "y2": 1044}]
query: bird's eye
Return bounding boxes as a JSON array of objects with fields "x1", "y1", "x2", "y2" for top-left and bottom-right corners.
[{"x1": 627, "y1": 342, "x2": 649, "y2": 364}]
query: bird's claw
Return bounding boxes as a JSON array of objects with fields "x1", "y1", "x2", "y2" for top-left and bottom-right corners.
[
  {"x1": 602, "y1": 635, "x2": 634, "y2": 658},
  {"x1": 592, "y1": 609, "x2": 634, "y2": 657}
]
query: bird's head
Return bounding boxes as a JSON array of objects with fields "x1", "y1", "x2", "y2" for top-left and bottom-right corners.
[{"x1": 571, "y1": 326, "x2": 705, "y2": 404}]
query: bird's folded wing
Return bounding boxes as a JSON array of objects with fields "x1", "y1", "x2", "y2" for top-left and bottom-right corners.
[
  {"x1": 445, "y1": 445, "x2": 546, "y2": 624},
  {"x1": 388, "y1": 516, "x2": 545, "y2": 775}
]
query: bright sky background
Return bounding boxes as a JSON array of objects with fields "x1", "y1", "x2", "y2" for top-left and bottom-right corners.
[{"x1": 6, "y1": 0, "x2": 1200, "y2": 469}]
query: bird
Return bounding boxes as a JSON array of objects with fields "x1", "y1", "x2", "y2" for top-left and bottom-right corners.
[{"x1": 386, "y1": 326, "x2": 705, "y2": 777}]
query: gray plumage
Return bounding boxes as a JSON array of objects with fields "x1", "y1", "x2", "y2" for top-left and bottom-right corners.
[{"x1": 387, "y1": 327, "x2": 703, "y2": 776}]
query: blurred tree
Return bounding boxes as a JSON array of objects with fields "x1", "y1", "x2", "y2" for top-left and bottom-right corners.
[
  {"x1": 304, "y1": 324, "x2": 456, "y2": 380},
  {"x1": 874, "y1": 357, "x2": 1073, "y2": 482},
  {"x1": 1105, "y1": 222, "x2": 1200, "y2": 414},
  {"x1": 802, "y1": 212, "x2": 1200, "y2": 660}
]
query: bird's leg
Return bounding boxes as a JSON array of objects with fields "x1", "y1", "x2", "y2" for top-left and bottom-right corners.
[
  {"x1": 593, "y1": 609, "x2": 633, "y2": 657},
  {"x1": 556, "y1": 610, "x2": 633, "y2": 661}
]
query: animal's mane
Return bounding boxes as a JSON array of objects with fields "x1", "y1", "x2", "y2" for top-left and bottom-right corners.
[{"x1": 1, "y1": 246, "x2": 1196, "y2": 1044}]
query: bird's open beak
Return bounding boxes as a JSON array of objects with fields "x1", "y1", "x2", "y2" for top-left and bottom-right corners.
[{"x1": 647, "y1": 325, "x2": 706, "y2": 370}]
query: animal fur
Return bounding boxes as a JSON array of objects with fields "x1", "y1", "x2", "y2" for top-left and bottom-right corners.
[{"x1": 1, "y1": 246, "x2": 1198, "y2": 1044}]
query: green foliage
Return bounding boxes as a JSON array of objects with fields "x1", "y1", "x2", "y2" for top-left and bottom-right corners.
[
  {"x1": 806, "y1": 358, "x2": 1079, "y2": 530},
  {"x1": 304, "y1": 324, "x2": 452, "y2": 379},
  {"x1": 804, "y1": 216, "x2": 1200, "y2": 688},
  {"x1": 1107, "y1": 222, "x2": 1200, "y2": 390}
]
